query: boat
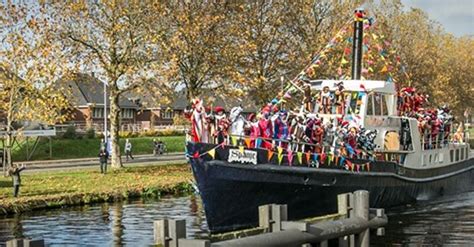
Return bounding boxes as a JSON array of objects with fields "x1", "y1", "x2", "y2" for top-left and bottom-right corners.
[{"x1": 186, "y1": 9, "x2": 474, "y2": 233}]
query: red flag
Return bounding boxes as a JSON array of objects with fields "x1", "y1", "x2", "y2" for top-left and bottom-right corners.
[{"x1": 193, "y1": 151, "x2": 200, "y2": 159}]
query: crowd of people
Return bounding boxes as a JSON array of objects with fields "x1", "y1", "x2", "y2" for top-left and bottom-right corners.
[
  {"x1": 187, "y1": 96, "x2": 378, "y2": 159},
  {"x1": 397, "y1": 87, "x2": 458, "y2": 148}
]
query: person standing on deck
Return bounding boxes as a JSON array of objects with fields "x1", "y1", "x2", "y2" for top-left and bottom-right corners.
[
  {"x1": 98, "y1": 147, "x2": 109, "y2": 174},
  {"x1": 125, "y1": 139, "x2": 134, "y2": 161},
  {"x1": 8, "y1": 164, "x2": 26, "y2": 197}
]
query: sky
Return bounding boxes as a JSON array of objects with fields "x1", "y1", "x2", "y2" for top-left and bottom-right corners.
[{"x1": 401, "y1": 0, "x2": 474, "y2": 37}]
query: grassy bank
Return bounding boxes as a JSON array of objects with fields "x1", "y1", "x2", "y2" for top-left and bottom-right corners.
[
  {"x1": 8, "y1": 136, "x2": 186, "y2": 161},
  {"x1": 0, "y1": 164, "x2": 193, "y2": 214}
]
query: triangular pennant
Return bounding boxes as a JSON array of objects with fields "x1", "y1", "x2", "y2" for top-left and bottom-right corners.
[
  {"x1": 208, "y1": 148, "x2": 216, "y2": 159},
  {"x1": 255, "y1": 138, "x2": 262, "y2": 148},
  {"x1": 313, "y1": 153, "x2": 319, "y2": 162},
  {"x1": 340, "y1": 157, "x2": 345, "y2": 166},
  {"x1": 193, "y1": 151, "x2": 200, "y2": 159},
  {"x1": 335, "y1": 156, "x2": 339, "y2": 166},
  {"x1": 239, "y1": 146, "x2": 244, "y2": 154},
  {"x1": 341, "y1": 57, "x2": 348, "y2": 65},
  {"x1": 244, "y1": 138, "x2": 252, "y2": 148},
  {"x1": 306, "y1": 151, "x2": 311, "y2": 164},
  {"x1": 277, "y1": 146, "x2": 283, "y2": 156},
  {"x1": 320, "y1": 153, "x2": 326, "y2": 165},
  {"x1": 366, "y1": 162, "x2": 371, "y2": 172},
  {"x1": 287, "y1": 151, "x2": 294, "y2": 166},
  {"x1": 356, "y1": 164, "x2": 360, "y2": 172},
  {"x1": 327, "y1": 154, "x2": 332, "y2": 165},
  {"x1": 381, "y1": 65, "x2": 388, "y2": 73},
  {"x1": 231, "y1": 136, "x2": 237, "y2": 146},
  {"x1": 267, "y1": 150, "x2": 274, "y2": 162},
  {"x1": 297, "y1": 152, "x2": 303, "y2": 165},
  {"x1": 278, "y1": 153, "x2": 283, "y2": 165}
]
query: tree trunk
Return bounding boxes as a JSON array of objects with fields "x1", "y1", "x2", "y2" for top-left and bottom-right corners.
[{"x1": 110, "y1": 90, "x2": 123, "y2": 169}]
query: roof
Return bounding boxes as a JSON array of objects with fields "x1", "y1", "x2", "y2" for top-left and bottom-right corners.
[{"x1": 64, "y1": 73, "x2": 139, "y2": 109}]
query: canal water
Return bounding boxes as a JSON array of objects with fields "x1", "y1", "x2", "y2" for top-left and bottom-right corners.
[{"x1": 0, "y1": 191, "x2": 473, "y2": 246}]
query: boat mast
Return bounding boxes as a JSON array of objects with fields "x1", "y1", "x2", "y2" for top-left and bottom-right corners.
[{"x1": 351, "y1": 8, "x2": 364, "y2": 80}]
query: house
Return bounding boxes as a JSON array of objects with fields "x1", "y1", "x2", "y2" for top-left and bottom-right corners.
[
  {"x1": 64, "y1": 73, "x2": 140, "y2": 131},
  {"x1": 64, "y1": 74, "x2": 259, "y2": 131}
]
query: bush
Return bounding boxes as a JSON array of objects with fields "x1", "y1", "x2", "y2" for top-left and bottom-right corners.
[
  {"x1": 62, "y1": 125, "x2": 77, "y2": 139},
  {"x1": 85, "y1": 128, "x2": 96, "y2": 139}
]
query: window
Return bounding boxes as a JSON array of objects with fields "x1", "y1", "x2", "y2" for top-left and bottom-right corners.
[
  {"x1": 161, "y1": 110, "x2": 174, "y2": 119},
  {"x1": 367, "y1": 94, "x2": 374, "y2": 115},
  {"x1": 92, "y1": 108, "x2": 104, "y2": 118},
  {"x1": 121, "y1": 109, "x2": 134, "y2": 119}
]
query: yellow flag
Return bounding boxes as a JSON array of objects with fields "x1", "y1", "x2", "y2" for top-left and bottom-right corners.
[
  {"x1": 297, "y1": 152, "x2": 303, "y2": 165},
  {"x1": 371, "y1": 33, "x2": 378, "y2": 40},
  {"x1": 381, "y1": 65, "x2": 388, "y2": 73},
  {"x1": 239, "y1": 146, "x2": 244, "y2": 154},
  {"x1": 278, "y1": 153, "x2": 283, "y2": 165},
  {"x1": 341, "y1": 57, "x2": 348, "y2": 65},
  {"x1": 208, "y1": 148, "x2": 216, "y2": 159},
  {"x1": 277, "y1": 146, "x2": 283, "y2": 156},
  {"x1": 231, "y1": 136, "x2": 237, "y2": 146}
]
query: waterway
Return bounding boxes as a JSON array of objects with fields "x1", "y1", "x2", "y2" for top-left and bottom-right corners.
[{"x1": 0, "y1": 191, "x2": 473, "y2": 246}]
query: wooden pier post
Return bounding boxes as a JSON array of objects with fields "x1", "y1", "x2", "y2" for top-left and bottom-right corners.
[
  {"x1": 154, "y1": 219, "x2": 186, "y2": 247},
  {"x1": 258, "y1": 204, "x2": 288, "y2": 232},
  {"x1": 337, "y1": 193, "x2": 351, "y2": 247},
  {"x1": 354, "y1": 190, "x2": 369, "y2": 247}
]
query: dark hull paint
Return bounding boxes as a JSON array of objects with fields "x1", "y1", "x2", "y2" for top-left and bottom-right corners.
[{"x1": 187, "y1": 143, "x2": 474, "y2": 233}]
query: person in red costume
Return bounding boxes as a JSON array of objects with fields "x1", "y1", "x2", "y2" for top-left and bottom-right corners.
[
  {"x1": 258, "y1": 109, "x2": 273, "y2": 149},
  {"x1": 214, "y1": 106, "x2": 229, "y2": 144},
  {"x1": 246, "y1": 113, "x2": 261, "y2": 148}
]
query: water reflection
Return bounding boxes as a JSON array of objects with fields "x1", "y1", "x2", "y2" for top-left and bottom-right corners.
[
  {"x1": 0, "y1": 192, "x2": 473, "y2": 246},
  {"x1": 0, "y1": 196, "x2": 208, "y2": 246}
]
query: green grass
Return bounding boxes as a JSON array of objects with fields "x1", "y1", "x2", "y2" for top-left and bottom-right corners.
[
  {"x1": 0, "y1": 164, "x2": 194, "y2": 213},
  {"x1": 6, "y1": 136, "x2": 186, "y2": 161}
]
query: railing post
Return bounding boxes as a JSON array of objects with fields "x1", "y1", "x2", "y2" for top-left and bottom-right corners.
[
  {"x1": 258, "y1": 204, "x2": 287, "y2": 232},
  {"x1": 338, "y1": 193, "x2": 351, "y2": 247},
  {"x1": 354, "y1": 190, "x2": 369, "y2": 247},
  {"x1": 154, "y1": 219, "x2": 186, "y2": 247}
]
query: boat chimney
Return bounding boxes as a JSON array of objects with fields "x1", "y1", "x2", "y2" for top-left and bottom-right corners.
[{"x1": 351, "y1": 8, "x2": 365, "y2": 80}]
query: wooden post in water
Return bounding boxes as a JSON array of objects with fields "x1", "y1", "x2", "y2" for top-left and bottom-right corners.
[
  {"x1": 354, "y1": 190, "x2": 369, "y2": 247},
  {"x1": 258, "y1": 204, "x2": 288, "y2": 232},
  {"x1": 337, "y1": 193, "x2": 351, "y2": 247}
]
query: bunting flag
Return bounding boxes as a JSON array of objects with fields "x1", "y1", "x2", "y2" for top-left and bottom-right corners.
[
  {"x1": 297, "y1": 152, "x2": 303, "y2": 165},
  {"x1": 231, "y1": 136, "x2": 237, "y2": 146},
  {"x1": 381, "y1": 65, "x2": 388, "y2": 73},
  {"x1": 341, "y1": 57, "x2": 349, "y2": 65},
  {"x1": 239, "y1": 146, "x2": 244, "y2": 154},
  {"x1": 208, "y1": 148, "x2": 216, "y2": 159},
  {"x1": 327, "y1": 154, "x2": 332, "y2": 165},
  {"x1": 356, "y1": 164, "x2": 361, "y2": 172},
  {"x1": 306, "y1": 151, "x2": 311, "y2": 164},
  {"x1": 287, "y1": 151, "x2": 294, "y2": 166},
  {"x1": 340, "y1": 157, "x2": 346, "y2": 166},
  {"x1": 366, "y1": 163, "x2": 371, "y2": 172},
  {"x1": 255, "y1": 138, "x2": 262, "y2": 148},
  {"x1": 193, "y1": 151, "x2": 200, "y2": 159},
  {"x1": 244, "y1": 138, "x2": 252, "y2": 148},
  {"x1": 335, "y1": 156, "x2": 339, "y2": 166},
  {"x1": 320, "y1": 153, "x2": 326, "y2": 165},
  {"x1": 278, "y1": 153, "x2": 283, "y2": 165},
  {"x1": 313, "y1": 153, "x2": 319, "y2": 162},
  {"x1": 268, "y1": 150, "x2": 274, "y2": 162},
  {"x1": 277, "y1": 146, "x2": 283, "y2": 157}
]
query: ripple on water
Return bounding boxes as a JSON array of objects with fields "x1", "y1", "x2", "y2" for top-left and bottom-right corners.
[{"x1": 0, "y1": 192, "x2": 474, "y2": 246}]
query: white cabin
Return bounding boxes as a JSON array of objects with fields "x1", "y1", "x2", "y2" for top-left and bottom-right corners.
[{"x1": 309, "y1": 79, "x2": 470, "y2": 169}]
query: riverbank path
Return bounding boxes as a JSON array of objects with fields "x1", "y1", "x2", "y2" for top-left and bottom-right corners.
[{"x1": 16, "y1": 153, "x2": 186, "y2": 173}]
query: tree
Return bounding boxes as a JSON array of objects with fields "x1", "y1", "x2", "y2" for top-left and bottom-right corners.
[
  {"x1": 0, "y1": 3, "x2": 71, "y2": 169},
  {"x1": 159, "y1": 1, "x2": 243, "y2": 101},
  {"x1": 51, "y1": 1, "x2": 166, "y2": 168}
]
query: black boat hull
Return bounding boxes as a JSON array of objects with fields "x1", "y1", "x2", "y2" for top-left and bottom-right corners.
[{"x1": 188, "y1": 143, "x2": 474, "y2": 233}]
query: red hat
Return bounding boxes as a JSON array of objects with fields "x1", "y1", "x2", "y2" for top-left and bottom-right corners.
[
  {"x1": 214, "y1": 106, "x2": 225, "y2": 113},
  {"x1": 247, "y1": 113, "x2": 256, "y2": 121}
]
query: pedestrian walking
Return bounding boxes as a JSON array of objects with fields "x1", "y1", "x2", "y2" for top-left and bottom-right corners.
[
  {"x1": 125, "y1": 139, "x2": 134, "y2": 161},
  {"x1": 98, "y1": 147, "x2": 109, "y2": 174},
  {"x1": 8, "y1": 163, "x2": 26, "y2": 197}
]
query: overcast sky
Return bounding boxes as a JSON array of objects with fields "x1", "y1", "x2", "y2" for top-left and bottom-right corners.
[{"x1": 401, "y1": 0, "x2": 474, "y2": 36}]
